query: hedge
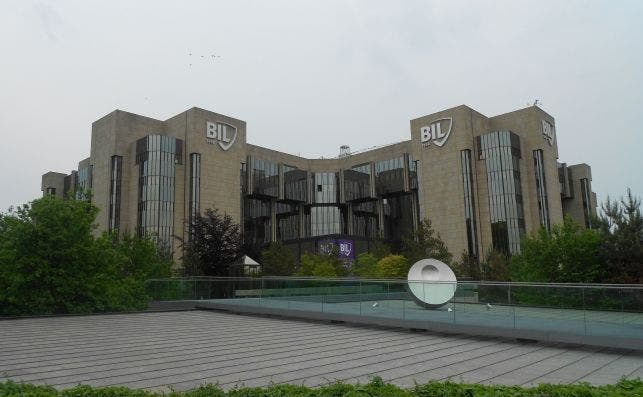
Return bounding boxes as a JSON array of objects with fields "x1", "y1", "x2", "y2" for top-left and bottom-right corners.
[{"x1": 2, "y1": 377, "x2": 643, "y2": 397}]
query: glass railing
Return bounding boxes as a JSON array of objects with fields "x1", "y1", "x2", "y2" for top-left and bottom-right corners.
[{"x1": 145, "y1": 277, "x2": 643, "y2": 340}]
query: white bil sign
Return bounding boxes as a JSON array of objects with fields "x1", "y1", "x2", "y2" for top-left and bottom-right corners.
[
  {"x1": 542, "y1": 120, "x2": 555, "y2": 146},
  {"x1": 206, "y1": 121, "x2": 237, "y2": 151},
  {"x1": 420, "y1": 117, "x2": 453, "y2": 148}
]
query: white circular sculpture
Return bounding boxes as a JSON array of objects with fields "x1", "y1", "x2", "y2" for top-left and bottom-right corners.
[{"x1": 407, "y1": 258, "x2": 457, "y2": 308}]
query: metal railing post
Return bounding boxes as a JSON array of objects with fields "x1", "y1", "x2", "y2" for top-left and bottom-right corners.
[
  {"x1": 359, "y1": 281, "x2": 362, "y2": 316},
  {"x1": 582, "y1": 286, "x2": 587, "y2": 335}
]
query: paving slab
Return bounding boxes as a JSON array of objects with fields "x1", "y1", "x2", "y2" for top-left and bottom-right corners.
[{"x1": 0, "y1": 310, "x2": 641, "y2": 391}]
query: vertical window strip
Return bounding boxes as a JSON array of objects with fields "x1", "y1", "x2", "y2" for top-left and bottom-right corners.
[
  {"x1": 461, "y1": 149, "x2": 478, "y2": 259},
  {"x1": 108, "y1": 155, "x2": 122, "y2": 233},
  {"x1": 189, "y1": 153, "x2": 201, "y2": 238},
  {"x1": 533, "y1": 150, "x2": 550, "y2": 231},
  {"x1": 137, "y1": 135, "x2": 181, "y2": 252},
  {"x1": 481, "y1": 131, "x2": 525, "y2": 255},
  {"x1": 580, "y1": 178, "x2": 592, "y2": 228}
]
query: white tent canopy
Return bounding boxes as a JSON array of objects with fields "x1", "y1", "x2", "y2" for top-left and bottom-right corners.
[{"x1": 242, "y1": 255, "x2": 260, "y2": 266}]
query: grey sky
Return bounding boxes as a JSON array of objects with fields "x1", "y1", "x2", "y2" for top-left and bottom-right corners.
[{"x1": 1, "y1": 0, "x2": 642, "y2": 212}]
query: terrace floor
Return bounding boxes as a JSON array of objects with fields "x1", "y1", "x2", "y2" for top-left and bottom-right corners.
[{"x1": 1, "y1": 310, "x2": 642, "y2": 391}]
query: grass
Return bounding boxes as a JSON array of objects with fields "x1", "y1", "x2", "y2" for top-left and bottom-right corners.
[{"x1": 1, "y1": 377, "x2": 643, "y2": 397}]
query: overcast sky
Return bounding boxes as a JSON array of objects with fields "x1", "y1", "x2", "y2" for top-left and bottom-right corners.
[{"x1": 1, "y1": 0, "x2": 642, "y2": 211}]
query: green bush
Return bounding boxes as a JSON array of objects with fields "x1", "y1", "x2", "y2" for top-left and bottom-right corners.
[
  {"x1": 376, "y1": 255, "x2": 409, "y2": 278},
  {"x1": 1, "y1": 378, "x2": 642, "y2": 397},
  {"x1": 296, "y1": 253, "x2": 347, "y2": 277},
  {"x1": 352, "y1": 252, "x2": 378, "y2": 277},
  {"x1": 260, "y1": 241, "x2": 296, "y2": 276}
]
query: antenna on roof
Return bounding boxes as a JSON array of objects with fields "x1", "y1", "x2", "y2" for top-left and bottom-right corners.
[
  {"x1": 339, "y1": 145, "x2": 351, "y2": 158},
  {"x1": 533, "y1": 99, "x2": 541, "y2": 107}
]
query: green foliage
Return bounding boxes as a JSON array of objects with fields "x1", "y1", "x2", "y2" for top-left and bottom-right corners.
[
  {"x1": 352, "y1": 252, "x2": 379, "y2": 277},
  {"x1": 0, "y1": 196, "x2": 171, "y2": 316},
  {"x1": 481, "y1": 249, "x2": 510, "y2": 281},
  {"x1": 375, "y1": 254, "x2": 409, "y2": 278},
  {"x1": 401, "y1": 219, "x2": 452, "y2": 266},
  {"x1": 260, "y1": 242, "x2": 296, "y2": 276},
  {"x1": 371, "y1": 239, "x2": 392, "y2": 260},
  {"x1": 596, "y1": 189, "x2": 643, "y2": 283},
  {"x1": 451, "y1": 251, "x2": 481, "y2": 280},
  {"x1": 310, "y1": 261, "x2": 338, "y2": 277},
  {"x1": 181, "y1": 209, "x2": 243, "y2": 277},
  {"x1": 511, "y1": 216, "x2": 602, "y2": 283},
  {"x1": 296, "y1": 252, "x2": 347, "y2": 277},
  {"x1": 2, "y1": 378, "x2": 643, "y2": 397}
]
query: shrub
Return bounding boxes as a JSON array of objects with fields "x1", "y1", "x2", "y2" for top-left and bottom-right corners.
[
  {"x1": 352, "y1": 252, "x2": 378, "y2": 277},
  {"x1": 260, "y1": 241, "x2": 296, "y2": 276},
  {"x1": 375, "y1": 255, "x2": 409, "y2": 278},
  {"x1": 296, "y1": 253, "x2": 346, "y2": 277}
]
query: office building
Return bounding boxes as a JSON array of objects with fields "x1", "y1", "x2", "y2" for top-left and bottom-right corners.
[{"x1": 42, "y1": 105, "x2": 597, "y2": 263}]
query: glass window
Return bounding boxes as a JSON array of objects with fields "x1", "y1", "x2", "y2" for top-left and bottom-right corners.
[
  {"x1": 109, "y1": 155, "x2": 123, "y2": 233},
  {"x1": 276, "y1": 202, "x2": 300, "y2": 240},
  {"x1": 188, "y1": 153, "x2": 201, "y2": 237},
  {"x1": 479, "y1": 130, "x2": 525, "y2": 255},
  {"x1": 351, "y1": 200, "x2": 378, "y2": 238},
  {"x1": 407, "y1": 154, "x2": 418, "y2": 190},
  {"x1": 344, "y1": 163, "x2": 372, "y2": 202},
  {"x1": 312, "y1": 172, "x2": 339, "y2": 204},
  {"x1": 250, "y1": 157, "x2": 279, "y2": 197},
  {"x1": 382, "y1": 193, "x2": 416, "y2": 250},
  {"x1": 306, "y1": 205, "x2": 345, "y2": 237},
  {"x1": 533, "y1": 150, "x2": 550, "y2": 232},
  {"x1": 283, "y1": 165, "x2": 307, "y2": 202},
  {"x1": 244, "y1": 197, "x2": 272, "y2": 249},
  {"x1": 580, "y1": 178, "x2": 592, "y2": 228},
  {"x1": 375, "y1": 156, "x2": 405, "y2": 196},
  {"x1": 136, "y1": 135, "x2": 183, "y2": 253},
  {"x1": 461, "y1": 150, "x2": 478, "y2": 259}
]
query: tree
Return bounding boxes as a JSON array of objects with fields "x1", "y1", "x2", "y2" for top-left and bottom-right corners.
[
  {"x1": 451, "y1": 251, "x2": 481, "y2": 280},
  {"x1": 596, "y1": 189, "x2": 643, "y2": 283},
  {"x1": 400, "y1": 218, "x2": 452, "y2": 266},
  {"x1": 481, "y1": 249, "x2": 510, "y2": 281},
  {"x1": 375, "y1": 255, "x2": 409, "y2": 278},
  {"x1": 182, "y1": 209, "x2": 243, "y2": 277},
  {"x1": 352, "y1": 252, "x2": 378, "y2": 277},
  {"x1": 370, "y1": 239, "x2": 391, "y2": 260},
  {"x1": 510, "y1": 216, "x2": 603, "y2": 283},
  {"x1": 0, "y1": 195, "x2": 171, "y2": 316},
  {"x1": 260, "y1": 241, "x2": 295, "y2": 276}
]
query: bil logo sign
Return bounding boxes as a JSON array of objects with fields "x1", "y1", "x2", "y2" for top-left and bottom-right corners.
[
  {"x1": 420, "y1": 117, "x2": 452, "y2": 148},
  {"x1": 338, "y1": 240, "x2": 353, "y2": 258},
  {"x1": 541, "y1": 120, "x2": 555, "y2": 146},
  {"x1": 206, "y1": 121, "x2": 237, "y2": 151}
]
